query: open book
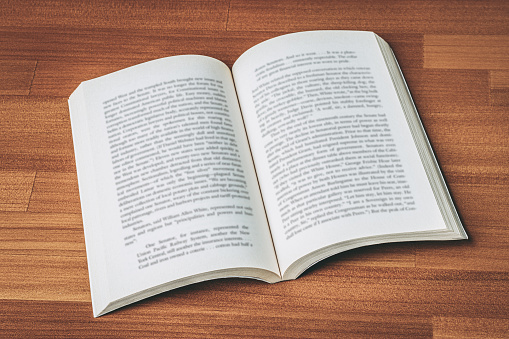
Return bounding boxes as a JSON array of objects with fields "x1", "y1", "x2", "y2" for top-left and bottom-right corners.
[{"x1": 68, "y1": 30, "x2": 467, "y2": 317}]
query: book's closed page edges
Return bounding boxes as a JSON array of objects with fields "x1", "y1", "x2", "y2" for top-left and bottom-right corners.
[
  {"x1": 373, "y1": 33, "x2": 467, "y2": 240},
  {"x1": 68, "y1": 84, "x2": 111, "y2": 317},
  {"x1": 97, "y1": 267, "x2": 281, "y2": 317}
]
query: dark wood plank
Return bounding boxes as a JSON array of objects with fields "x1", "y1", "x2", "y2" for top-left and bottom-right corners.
[
  {"x1": 1, "y1": 264, "x2": 508, "y2": 337},
  {"x1": 491, "y1": 89, "x2": 509, "y2": 106},
  {"x1": 228, "y1": 0, "x2": 509, "y2": 35},
  {"x1": 0, "y1": 0, "x2": 229, "y2": 32},
  {"x1": 0, "y1": 299, "x2": 433, "y2": 338}
]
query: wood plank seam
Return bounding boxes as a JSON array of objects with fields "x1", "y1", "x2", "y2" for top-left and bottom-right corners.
[
  {"x1": 25, "y1": 170, "x2": 37, "y2": 212},
  {"x1": 225, "y1": 0, "x2": 232, "y2": 32},
  {"x1": 28, "y1": 60, "x2": 38, "y2": 96}
]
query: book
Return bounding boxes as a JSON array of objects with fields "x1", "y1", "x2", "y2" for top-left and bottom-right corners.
[{"x1": 68, "y1": 30, "x2": 467, "y2": 317}]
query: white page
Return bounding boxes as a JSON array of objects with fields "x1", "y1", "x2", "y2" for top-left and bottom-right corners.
[
  {"x1": 232, "y1": 31, "x2": 449, "y2": 275},
  {"x1": 69, "y1": 55, "x2": 280, "y2": 315}
]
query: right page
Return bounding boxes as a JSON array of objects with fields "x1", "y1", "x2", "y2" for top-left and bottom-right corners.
[{"x1": 232, "y1": 31, "x2": 467, "y2": 278}]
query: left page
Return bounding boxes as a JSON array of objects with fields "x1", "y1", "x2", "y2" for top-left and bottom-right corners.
[{"x1": 69, "y1": 55, "x2": 280, "y2": 317}]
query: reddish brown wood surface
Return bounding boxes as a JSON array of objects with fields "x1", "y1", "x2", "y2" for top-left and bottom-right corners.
[{"x1": 0, "y1": 1, "x2": 508, "y2": 337}]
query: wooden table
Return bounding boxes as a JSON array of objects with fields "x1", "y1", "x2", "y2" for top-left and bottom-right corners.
[{"x1": 1, "y1": 1, "x2": 508, "y2": 337}]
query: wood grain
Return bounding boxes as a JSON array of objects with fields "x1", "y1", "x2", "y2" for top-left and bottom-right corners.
[
  {"x1": 0, "y1": 96, "x2": 75, "y2": 171},
  {"x1": 228, "y1": 0, "x2": 509, "y2": 34},
  {"x1": 0, "y1": 0, "x2": 508, "y2": 337},
  {"x1": 424, "y1": 35, "x2": 509, "y2": 70},
  {"x1": 0, "y1": 171, "x2": 35, "y2": 211},
  {"x1": 491, "y1": 70, "x2": 509, "y2": 89},
  {"x1": 0, "y1": 60, "x2": 36, "y2": 95},
  {"x1": 0, "y1": 0, "x2": 230, "y2": 32},
  {"x1": 433, "y1": 316, "x2": 509, "y2": 338},
  {"x1": 28, "y1": 172, "x2": 81, "y2": 214}
]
